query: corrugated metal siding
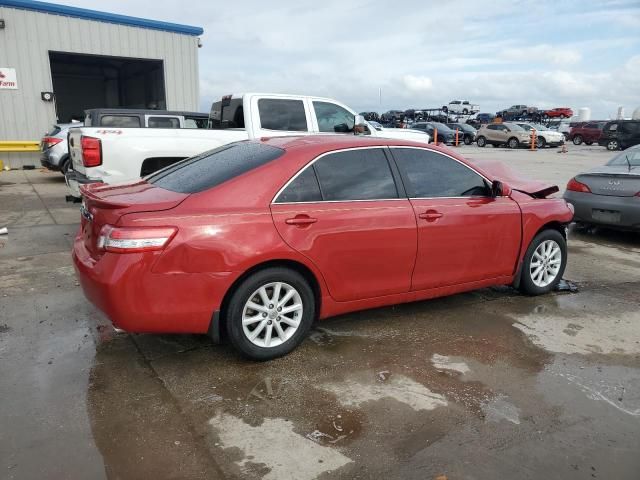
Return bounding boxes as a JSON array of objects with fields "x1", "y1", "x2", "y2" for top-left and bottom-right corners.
[{"x1": 0, "y1": 6, "x2": 199, "y2": 168}]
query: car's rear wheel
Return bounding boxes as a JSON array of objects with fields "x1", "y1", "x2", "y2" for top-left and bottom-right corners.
[
  {"x1": 226, "y1": 267, "x2": 315, "y2": 360},
  {"x1": 537, "y1": 137, "x2": 546, "y2": 148},
  {"x1": 476, "y1": 136, "x2": 486, "y2": 147},
  {"x1": 519, "y1": 230, "x2": 566, "y2": 295},
  {"x1": 60, "y1": 157, "x2": 70, "y2": 175},
  {"x1": 606, "y1": 140, "x2": 619, "y2": 151},
  {"x1": 508, "y1": 137, "x2": 520, "y2": 149},
  {"x1": 572, "y1": 135, "x2": 583, "y2": 145},
  {"x1": 464, "y1": 136, "x2": 472, "y2": 145}
]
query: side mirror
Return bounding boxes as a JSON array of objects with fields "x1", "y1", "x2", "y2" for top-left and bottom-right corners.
[
  {"x1": 491, "y1": 180, "x2": 512, "y2": 197},
  {"x1": 354, "y1": 115, "x2": 366, "y2": 135}
]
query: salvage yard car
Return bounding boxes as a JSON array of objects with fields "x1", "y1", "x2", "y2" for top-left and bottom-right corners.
[
  {"x1": 475, "y1": 122, "x2": 532, "y2": 148},
  {"x1": 564, "y1": 145, "x2": 640, "y2": 230},
  {"x1": 73, "y1": 135, "x2": 573, "y2": 360},
  {"x1": 568, "y1": 121, "x2": 606, "y2": 146},
  {"x1": 516, "y1": 123, "x2": 565, "y2": 148},
  {"x1": 444, "y1": 100, "x2": 479, "y2": 115},
  {"x1": 65, "y1": 94, "x2": 430, "y2": 199},
  {"x1": 598, "y1": 119, "x2": 640, "y2": 151}
]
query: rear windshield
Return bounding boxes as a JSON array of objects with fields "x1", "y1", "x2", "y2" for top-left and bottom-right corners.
[
  {"x1": 146, "y1": 142, "x2": 285, "y2": 194},
  {"x1": 46, "y1": 125, "x2": 62, "y2": 136}
]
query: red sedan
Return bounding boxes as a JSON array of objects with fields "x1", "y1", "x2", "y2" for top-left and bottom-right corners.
[
  {"x1": 545, "y1": 107, "x2": 574, "y2": 118},
  {"x1": 73, "y1": 136, "x2": 573, "y2": 360}
]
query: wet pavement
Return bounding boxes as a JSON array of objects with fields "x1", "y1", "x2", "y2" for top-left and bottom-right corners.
[{"x1": 1, "y1": 148, "x2": 639, "y2": 480}]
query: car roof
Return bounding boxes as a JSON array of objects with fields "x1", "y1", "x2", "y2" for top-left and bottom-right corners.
[{"x1": 259, "y1": 135, "x2": 432, "y2": 151}]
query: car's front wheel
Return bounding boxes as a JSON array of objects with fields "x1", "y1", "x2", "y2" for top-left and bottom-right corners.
[
  {"x1": 476, "y1": 136, "x2": 486, "y2": 147},
  {"x1": 508, "y1": 137, "x2": 520, "y2": 149},
  {"x1": 519, "y1": 229, "x2": 567, "y2": 295},
  {"x1": 537, "y1": 137, "x2": 546, "y2": 148},
  {"x1": 464, "y1": 135, "x2": 472, "y2": 145},
  {"x1": 226, "y1": 267, "x2": 315, "y2": 360},
  {"x1": 572, "y1": 135, "x2": 583, "y2": 145},
  {"x1": 606, "y1": 140, "x2": 619, "y2": 151}
]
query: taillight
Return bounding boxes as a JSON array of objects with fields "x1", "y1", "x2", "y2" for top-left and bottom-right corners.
[
  {"x1": 97, "y1": 225, "x2": 177, "y2": 253},
  {"x1": 42, "y1": 136, "x2": 62, "y2": 149},
  {"x1": 566, "y1": 177, "x2": 591, "y2": 193},
  {"x1": 81, "y1": 136, "x2": 102, "y2": 167}
]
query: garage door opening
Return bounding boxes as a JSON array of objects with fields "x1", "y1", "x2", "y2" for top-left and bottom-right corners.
[{"x1": 49, "y1": 52, "x2": 166, "y2": 123}]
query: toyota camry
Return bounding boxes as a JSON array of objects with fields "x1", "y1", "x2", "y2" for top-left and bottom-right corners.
[{"x1": 73, "y1": 136, "x2": 573, "y2": 360}]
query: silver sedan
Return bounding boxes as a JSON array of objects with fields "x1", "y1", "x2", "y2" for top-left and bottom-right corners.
[{"x1": 563, "y1": 146, "x2": 640, "y2": 230}]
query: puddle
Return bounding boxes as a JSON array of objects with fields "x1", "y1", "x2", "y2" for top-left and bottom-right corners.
[
  {"x1": 481, "y1": 394, "x2": 521, "y2": 424},
  {"x1": 513, "y1": 310, "x2": 640, "y2": 355},
  {"x1": 431, "y1": 354, "x2": 470, "y2": 374},
  {"x1": 209, "y1": 412, "x2": 352, "y2": 480},
  {"x1": 324, "y1": 373, "x2": 447, "y2": 412}
]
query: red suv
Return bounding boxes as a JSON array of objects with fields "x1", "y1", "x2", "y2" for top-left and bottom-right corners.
[
  {"x1": 545, "y1": 107, "x2": 573, "y2": 118},
  {"x1": 568, "y1": 121, "x2": 606, "y2": 145}
]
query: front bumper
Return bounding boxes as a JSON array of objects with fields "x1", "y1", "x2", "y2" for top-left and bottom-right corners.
[
  {"x1": 72, "y1": 235, "x2": 234, "y2": 334},
  {"x1": 563, "y1": 190, "x2": 640, "y2": 230}
]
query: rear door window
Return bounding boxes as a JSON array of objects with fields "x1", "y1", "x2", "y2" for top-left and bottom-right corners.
[
  {"x1": 100, "y1": 115, "x2": 141, "y2": 128},
  {"x1": 147, "y1": 142, "x2": 284, "y2": 193},
  {"x1": 313, "y1": 148, "x2": 398, "y2": 201},
  {"x1": 258, "y1": 99, "x2": 307, "y2": 131},
  {"x1": 393, "y1": 148, "x2": 488, "y2": 198}
]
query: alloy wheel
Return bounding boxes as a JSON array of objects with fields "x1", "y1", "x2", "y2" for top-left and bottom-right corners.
[
  {"x1": 242, "y1": 282, "x2": 303, "y2": 348},
  {"x1": 607, "y1": 140, "x2": 619, "y2": 151},
  {"x1": 529, "y1": 240, "x2": 562, "y2": 288}
]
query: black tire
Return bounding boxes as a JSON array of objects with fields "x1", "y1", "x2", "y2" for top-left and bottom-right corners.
[
  {"x1": 225, "y1": 267, "x2": 315, "y2": 361},
  {"x1": 60, "y1": 157, "x2": 71, "y2": 175},
  {"x1": 508, "y1": 137, "x2": 520, "y2": 149},
  {"x1": 476, "y1": 136, "x2": 486, "y2": 147},
  {"x1": 518, "y1": 229, "x2": 567, "y2": 296},
  {"x1": 442, "y1": 106, "x2": 448, "y2": 113},
  {"x1": 606, "y1": 140, "x2": 619, "y2": 151},
  {"x1": 536, "y1": 136, "x2": 546, "y2": 149},
  {"x1": 572, "y1": 135, "x2": 583, "y2": 145},
  {"x1": 585, "y1": 141, "x2": 593, "y2": 146},
  {"x1": 464, "y1": 135, "x2": 472, "y2": 145},
  {"x1": 462, "y1": 108, "x2": 469, "y2": 115}
]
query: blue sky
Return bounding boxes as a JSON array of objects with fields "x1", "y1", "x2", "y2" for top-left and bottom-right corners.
[{"x1": 53, "y1": 0, "x2": 640, "y2": 118}]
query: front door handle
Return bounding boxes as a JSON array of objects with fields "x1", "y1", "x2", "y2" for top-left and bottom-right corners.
[
  {"x1": 285, "y1": 215, "x2": 317, "y2": 226},
  {"x1": 418, "y1": 210, "x2": 443, "y2": 222}
]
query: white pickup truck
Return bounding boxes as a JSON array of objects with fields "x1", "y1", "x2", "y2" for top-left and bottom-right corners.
[{"x1": 65, "y1": 93, "x2": 430, "y2": 198}]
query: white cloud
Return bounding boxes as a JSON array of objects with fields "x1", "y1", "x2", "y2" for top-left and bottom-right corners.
[{"x1": 402, "y1": 75, "x2": 433, "y2": 92}]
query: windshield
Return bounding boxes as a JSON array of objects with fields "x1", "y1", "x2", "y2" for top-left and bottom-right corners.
[
  {"x1": 607, "y1": 149, "x2": 640, "y2": 168},
  {"x1": 432, "y1": 122, "x2": 454, "y2": 133}
]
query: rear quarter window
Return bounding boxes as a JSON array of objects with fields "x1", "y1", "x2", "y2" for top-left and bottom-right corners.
[
  {"x1": 146, "y1": 142, "x2": 284, "y2": 194},
  {"x1": 100, "y1": 115, "x2": 141, "y2": 128}
]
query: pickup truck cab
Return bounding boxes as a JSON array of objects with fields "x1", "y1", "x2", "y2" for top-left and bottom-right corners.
[{"x1": 66, "y1": 93, "x2": 430, "y2": 198}]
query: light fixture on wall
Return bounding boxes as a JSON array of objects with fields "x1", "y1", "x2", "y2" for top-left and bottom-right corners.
[
  {"x1": 0, "y1": 19, "x2": 5, "y2": 29},
  {"x1": 41, "y1": 91, "x2": 54, "y2": 102},
  {"x1": 197, "y1": 38, "x2": 202, "y2": 48}
]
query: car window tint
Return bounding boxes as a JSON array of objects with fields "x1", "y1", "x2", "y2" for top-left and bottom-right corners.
[
  {"x1": 147, "y1": 142, "x2": 284, "y2": 193},
  {"x1": 258, "y1": 99, "x2": 307, "y2": 131},
  {"x1": 275, "y1": 167, "x2": 322, "y2": 203},
  {"x1": 100, "y1": 115, "x2": 141, "y2": 127},
  {"x1": 394, "y1": 148, "x2": 488, "y2": 198},
  {"x1": 313, "y1": 149, "x2": 398, "y2": 201},
  {"x1": 313, "y1": 101, "x2": 355, "y2": 133},
  {"x1": 621, "y1": 122, "x2": 640, "y2": 134},
  {"x1": 487, "y1": 124, "x2": 498, "y2": 130},
  {"x1": 148, "y1": 117, "x2": 180, "y2": 128}
]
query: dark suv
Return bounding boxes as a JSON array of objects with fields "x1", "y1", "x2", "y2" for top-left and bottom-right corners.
[
  {"x1": 599, "y1": 120, "x2": 640, "y2": 150},
  {"x1": 568, "y1": 121, "x2": 606, "y2": 145}
]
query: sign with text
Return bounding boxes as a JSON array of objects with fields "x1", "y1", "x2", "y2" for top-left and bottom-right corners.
[{"x1": 0, "y1": 68, "x2": 18, "y2": 89}]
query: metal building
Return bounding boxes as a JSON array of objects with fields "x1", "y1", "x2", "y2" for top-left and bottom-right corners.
[{"x1": 0, "y1": 0, "x2": 203, "y2": 167}]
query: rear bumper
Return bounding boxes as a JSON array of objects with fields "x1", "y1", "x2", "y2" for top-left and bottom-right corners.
[
  {"x1": 563, "y1": 190, "x2": 640, "y2": 230},
  {"x1": 65, "y1": 169, "x2": 102, "y2": 198},
  {"x1": 72, "y1": 234, "x2": 234, "y2": 335}
]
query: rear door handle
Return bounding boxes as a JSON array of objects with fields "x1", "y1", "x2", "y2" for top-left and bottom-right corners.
[
  {"x1": 418, "y1": 210, "x2": 443, "y2": 221},
  {"x1": 285, "y1": 215, "x2": 317, "y2": 226}
]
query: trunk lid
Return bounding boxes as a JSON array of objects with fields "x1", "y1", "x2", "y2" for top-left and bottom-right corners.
[
  {"x1": 576, "y1": 167, "x2": 640, "y2": 197},
  {"x1": 79, "y1": 181, "x2": 188, "y2": 257},
  {"x1": 68, "y1": 128, "x2": 87, "y2": 174}
]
